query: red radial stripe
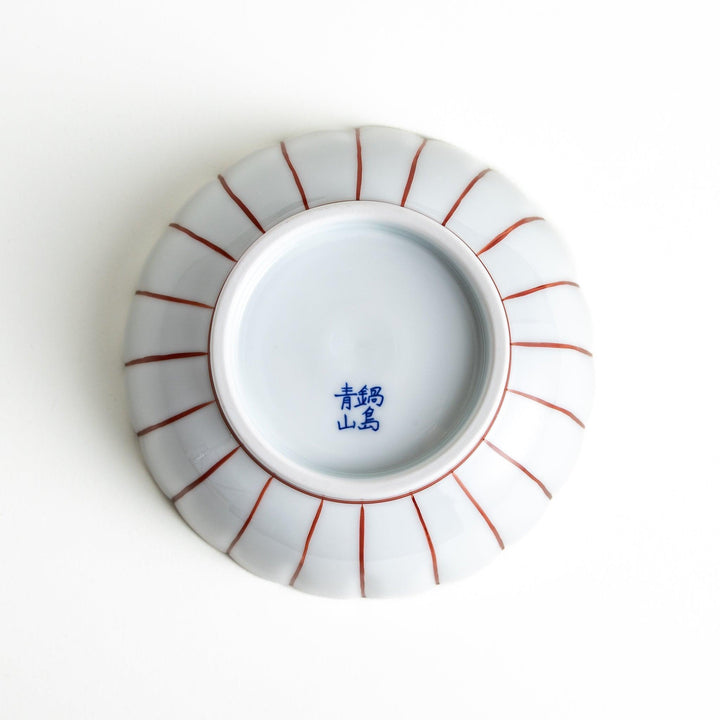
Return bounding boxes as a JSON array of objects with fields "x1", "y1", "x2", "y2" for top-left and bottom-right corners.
[
  {"x1": 280, "y1": 141, "x2": 309, "y2": 210},
  {"x1": 226, "y1": 476, "x2": 274, "y2": 554},
  {"x1": 411, "y1": 495, "x2": 439, "y2": 584},
  {"x1": 507, "y1": 389, "x2": 585, "y2": 428},
  {"x1": 124, "y1": 351, "x2": 207, "y2": 367},
  {"x1": 168, "y1": 223, "x2": 236, "y2": 262},
  {"x1": 135, "y1": 290, "x2": 214, "y2": 310},
  {"x1": 217, "y1": 174, "x2": 265, "y2": 233},
  {"x1": 452, "y1": 473, "x2": 504, "y2": 549},
  {"x1": 289, "y1": 500, "x2": 324, "y2": 587},
  {"x1": 511, "y1": 341, "x2": 593, "y2": 357},
  {"x1": 401, "y1": 138, "x2": 427, "y2": 206},
  {"x1": 477, "y1": 216, "x2": 544, "y2": 255},
  {"x1": 136, "y1": 400, "x2": 215, "y2": 437},
  {"x1": 502, "y1": 280, "x2": 579, "y2": 301},
  {"x1": 171, "y1": 446, "x2": 240, "y2": 503},
  {"x1": 355, "y1": 128, "x2": 363, "y2": 200},
  {"x1": 359, "y1": 505, "x2": 366, "y2": 598},
  {"x1": 484, "y1": 441, "x2": 552, "y2": 499},
  {"x1": 442, "y1": 168, "x2": 492, "y2": 226}
]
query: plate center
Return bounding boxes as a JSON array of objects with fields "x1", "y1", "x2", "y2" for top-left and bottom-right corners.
[{"x1": 210, "y1": 202, "x2": 508, "y2": 501}]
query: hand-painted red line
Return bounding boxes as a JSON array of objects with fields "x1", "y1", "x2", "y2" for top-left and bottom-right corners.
[
  {"x1": 507, "y1": 389, "x2": 585, "y2": 428},
  {"x1": 172, "y1": 446, "x2": 240, "y2": 504},
  {"x1": 401, "y1": 138, "x2": 427, "y2": 206},
  {"x1": 289, "y1": 499, "x2": 324, "y2": 587},
  {"x1": 484, "y1": 441, "x2": 552, "y2": 499},
  {"x1": 411, "y1": 495, "x2": 439, "y2": 584},
  {"x1": 511, "y1": 341, "x2": 593, "y2": 357},
  {"x1": 441, "y1": 168, "x2": 492, "y2": 226},
  {"x1": 135, "y1": 290, "x2": 214, "y2": 310},
  {"x1": 137, "y1": 400, "x2": 215, "y2": 437},
  {"x1": 217, "y1": 174, "x2": 265, "y2": 233},
  {"x1": 168, "y1": 223, "x2": 236, "y2": 262},
  {"x1": 280, "y1": 141, "x2": 309, "y2": 210},
  {"x1": 477, "y1": 216, "x2": 544, "y2": 255},
  {"x1": 452, "y1": 473, "x2": 504, "y2": 549},
  {"x1": 226, "y1": 476, "x2": 274, "y2": 554},
  {"x1": 124, "y1": 351, "x2": 207, "y2": 367},
  {"x1": 359, "y1": 505, "x2": 366, "y2": 597},
  {"x1": 355, "y1": 128, "x2": 363, "y2": 200},
  {"x1": 502, "y1": 280, "x2": 579, "y2": 301}
]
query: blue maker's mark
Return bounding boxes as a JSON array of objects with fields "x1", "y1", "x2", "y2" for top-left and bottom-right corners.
[{"x1": 334, "y1": 383, "x2": 384, "y2": 432}]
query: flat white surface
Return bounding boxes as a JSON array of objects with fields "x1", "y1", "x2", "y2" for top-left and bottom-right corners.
[
  {"x1": 211, "y1": 201, "x2": 507, "y2": 497},
  {"x1": 0, "y1": 0, "x2": 717, "y2": 717},
  {"x1": 229, "y1": 215, "x2": 487, "y2": 477}
]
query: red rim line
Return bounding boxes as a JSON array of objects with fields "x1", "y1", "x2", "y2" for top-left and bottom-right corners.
[
  {"x1": 511, "y1": 341, "x2": 593, "y2": 357},
  {"x1": 135, "y1": 290, "x2": 215, "y2": 310},
  {"x1": 226, "y1": 476, "x2": 274, "y2": 554},
  {"x1": 168, "y1": 223, "x2": 236, "y2": 263},
  {"x1": 289, "y1": 499, "x2": 324, "y2": 587},
  {"x1": 411, "y1": 495, "x2": 439, "y2": 584},
  {"x1": 442, "y1": 168, "x2": 492, "y2": 226},
  {"x1": 477, "y1": 216, "x2": 544, "y2": 255},
  {"x1": 125, "y1": 351, "x2": 207, "y2": 367},
  {"x1": 484, "y1": 441, "x2": 552, "y2": 499},
  {"x1": 281, "y1": 141, "x2": 309, "y2": 210},
  {"x1": 218, "y1": 174, "x2": 265, "y2": 234},
  {"x1": 502, "y1": 280, "x2": 579, "y2": 301},
  {"x1": 172, "y1": 446, "x2": 241, "y2": 504},
  {"x1": 507, "y1": 389, "x2": 585, "y2": 428},
  {"x1": 452, "y1": 473, "x2": 504, "y2": 549},
  {"x1": 136, "y1": 400, "x2": 215, "y2": 437},
  {"x1": 401, "y1": 138, "x2": 427, "y2": 206}
]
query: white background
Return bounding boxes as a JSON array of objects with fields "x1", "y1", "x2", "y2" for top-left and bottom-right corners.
[{"x1": 1, "y1": 1, "x2": 718, "y2": 718}]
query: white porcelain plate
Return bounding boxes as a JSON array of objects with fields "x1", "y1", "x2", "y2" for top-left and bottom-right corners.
[{"x1": 124, "y1": 127, "x2": 593, "y2": 597}]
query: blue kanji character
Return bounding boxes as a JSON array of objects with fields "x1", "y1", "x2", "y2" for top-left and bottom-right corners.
[
  {"x1": 354, "y1": 385, "x2": 369, "y2": 407},
  {"x1": 334, "y1": 382, "x2": 357, "y2": 411},
  {"x1": 337, "y1": 414, "x2": 356, "y2": 431},
  {"x1": 357, "y1": 407, "x2": 380, "y2": 432},
  {"x1": 369, "y1": 386, "x2": 384, "y2": 406}
]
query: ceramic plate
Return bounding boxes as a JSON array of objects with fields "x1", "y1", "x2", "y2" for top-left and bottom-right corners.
[{"x1": 124, "y1": 127, "x2": 593, "y2": 597}]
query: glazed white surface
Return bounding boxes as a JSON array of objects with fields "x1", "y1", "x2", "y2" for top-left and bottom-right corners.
[
  {"x1": 124, "y1": 126, "x2": 594, "y2": 597},
  {"x1": 209, "y1": 201, "x2": 510, "y2": 502},
  {"x1": 225, "y1": 212, "x2": 486, "y2": 475}
]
